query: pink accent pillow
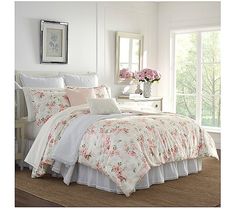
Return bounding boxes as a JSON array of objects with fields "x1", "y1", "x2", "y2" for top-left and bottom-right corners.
[{"x1": 66, "y1": 88, "x2": 96, "y2": 106}]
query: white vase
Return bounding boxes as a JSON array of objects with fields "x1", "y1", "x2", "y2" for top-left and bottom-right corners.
[{"x1": 143, "y1": 82, "x2": 151, "y2": 98}]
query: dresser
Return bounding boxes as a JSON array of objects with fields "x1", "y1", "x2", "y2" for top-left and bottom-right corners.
[
  {"x1": 15, "y1": 117, "x2": 27, "y2": 170},
  {"x1": 117, "y1": 96, "x2": 163, "y2": 112}
]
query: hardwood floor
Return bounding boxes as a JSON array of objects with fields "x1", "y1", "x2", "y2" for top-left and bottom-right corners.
[{"x1": 15, "y1": 149, "x2": 221, "y2": 207}]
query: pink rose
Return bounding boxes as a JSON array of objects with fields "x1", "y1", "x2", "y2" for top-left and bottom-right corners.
[
  {"x1": 134, "y1": 68, "x2": 161, "y2": 82},
  {"x1": 120, "y1": 68, "x2": 134, "y2": 79}
]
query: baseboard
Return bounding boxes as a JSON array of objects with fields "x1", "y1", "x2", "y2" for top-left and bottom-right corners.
[{"x1": 208, "y1": 132, "x2": 221, "y2": 150}]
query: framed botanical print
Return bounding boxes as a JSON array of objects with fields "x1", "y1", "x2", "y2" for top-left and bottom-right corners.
[{"x1": 40, "y1": 20, "x2": 68, "y2": 64}]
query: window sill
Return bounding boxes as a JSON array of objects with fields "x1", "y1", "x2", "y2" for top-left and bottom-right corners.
[{"x1": 203, "y1": 126, "x2": 221, "y2": 134}]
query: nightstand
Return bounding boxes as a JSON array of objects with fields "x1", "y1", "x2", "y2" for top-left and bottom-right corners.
[
  {"x1": 117, "y1": 96, "x2": 163, "y2": 112},
  {"x1": 15, "y1": 117, "x2": 27, "y2": 170}
]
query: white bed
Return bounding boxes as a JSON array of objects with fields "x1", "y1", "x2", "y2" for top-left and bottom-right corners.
[{"x1": 15, "y1": 71, "x2": 218, "y2": 197}]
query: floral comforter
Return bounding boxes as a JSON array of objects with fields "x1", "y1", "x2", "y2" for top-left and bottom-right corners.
[{"x1": 25, "y1": 105, "x2": 218, "y2": 197}]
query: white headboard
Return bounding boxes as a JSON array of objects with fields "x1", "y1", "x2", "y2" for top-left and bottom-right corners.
[
  {"x1": 15, "y1": 71, "x2": 96, "y2": 119},
  {"x1": 15, "y1": 70, "x2": 96, "y2": 85}
]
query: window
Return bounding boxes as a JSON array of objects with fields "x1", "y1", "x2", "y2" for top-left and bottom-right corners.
[{"x1": 172, "y1": 29, "x2": 221, "y2": 129}]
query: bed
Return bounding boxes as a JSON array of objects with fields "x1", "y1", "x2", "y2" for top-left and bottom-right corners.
[{"x1": 15, "y1": 71, "x2": 218, "y2": 197}]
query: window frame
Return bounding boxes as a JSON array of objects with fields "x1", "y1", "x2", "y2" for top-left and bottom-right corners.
[{"x1": 170, "y1": 27, "x2": 221, "y2": 132}]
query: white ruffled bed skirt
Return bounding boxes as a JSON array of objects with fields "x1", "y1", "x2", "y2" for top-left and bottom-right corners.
[
  {"x1": 17, "y1": 141, "x2": 202, "y2": 194},
  {"x1": 53, "y1": 158, "x2": 202, "y2": 194}
]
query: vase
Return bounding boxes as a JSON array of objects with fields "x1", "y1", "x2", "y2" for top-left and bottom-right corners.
[{"x1": 143, "y1": 82, "x2": 151, "y2": 98}]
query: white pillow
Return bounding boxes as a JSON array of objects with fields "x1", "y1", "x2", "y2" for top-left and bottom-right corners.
[
  {"x1": 20, "y1": 73, "x2": 65, "y2": 88},
  {"x1": 88, "y1": 98, "x2": 121, "y2": 115},
  {"x1": 23, "y1": 87, "x2": 65, "y2": 122},
  {"x1": 62, "y1": 73, "x2": 98, "y2": 87}
]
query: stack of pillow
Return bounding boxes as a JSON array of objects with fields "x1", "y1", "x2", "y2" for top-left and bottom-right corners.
[{"x1": 20, "y1": 73, "x2": 121, "y2": 128}]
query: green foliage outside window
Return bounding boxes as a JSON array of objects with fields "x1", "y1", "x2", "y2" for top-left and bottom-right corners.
[{"x1": 175, "y1": 31, "x2": 220, "y2": 128}]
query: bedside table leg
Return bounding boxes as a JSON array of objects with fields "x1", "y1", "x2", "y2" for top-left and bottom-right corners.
[
  {"x1": 20, "y1": 129, "x2": 25, "y2": 171},
  {"x1": 15, "y1": 119, "x2": 27, "y2": 171}
]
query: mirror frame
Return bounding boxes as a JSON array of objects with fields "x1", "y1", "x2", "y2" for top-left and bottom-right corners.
[{"x1": 115, "y1": 32, "x2": 143, "y2": 84}]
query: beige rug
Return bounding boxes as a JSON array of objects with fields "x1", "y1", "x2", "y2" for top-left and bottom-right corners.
[{"x1": 15, "y1": 158, "x2": 220, "y2": 207}]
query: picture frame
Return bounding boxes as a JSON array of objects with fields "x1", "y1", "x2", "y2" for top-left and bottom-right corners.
[{"x1": 40, "y1": 20, "x2": 68, "y2": 64}]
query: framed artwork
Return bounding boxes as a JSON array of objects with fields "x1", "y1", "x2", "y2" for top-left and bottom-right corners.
[{"x1": 40, "y1": 20, "x2": 68, "y2": 64}]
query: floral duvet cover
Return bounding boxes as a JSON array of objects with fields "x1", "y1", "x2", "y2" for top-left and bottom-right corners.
[{"x1": 25, "y1": 105, "x2": 218, "y2": 196}]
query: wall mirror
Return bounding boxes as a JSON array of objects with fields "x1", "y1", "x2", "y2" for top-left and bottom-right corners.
[{"x1": 116, "y1": 32, "x2": 143, "y2": 84}]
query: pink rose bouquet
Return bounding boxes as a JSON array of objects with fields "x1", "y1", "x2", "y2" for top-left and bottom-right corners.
[
  {"x1": 135, "y1": 68, "x2": 161, "y2": 83},
  {"x1": 119, "y1": 68, "x2": 134, "y2": 79}
]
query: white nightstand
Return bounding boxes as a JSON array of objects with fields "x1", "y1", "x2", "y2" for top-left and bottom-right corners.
[
  {"x1": 15, "y1": 117, "x2": 27, "y2": 170},
  {"x1": 117, "y1": 96, "x2": 163, "y2": 112}
]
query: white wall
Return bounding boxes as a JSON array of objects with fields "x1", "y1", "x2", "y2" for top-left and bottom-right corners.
[
  {"x1": 96, "y1": 2, "x2": 158, "y2": 97},
  {"x1": 157, "y1": 2, "x2": 221, "y2": 148},
  {"x1": 15, "y1": 1, "x2": 159, "y2": 97},
  {"x1": 15, "y1": 2, "x2": 97, "y2": 73}
]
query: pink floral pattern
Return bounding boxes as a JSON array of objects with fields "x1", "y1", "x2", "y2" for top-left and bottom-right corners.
[
  {"x1": 30, "y1": 89, "x2": 71, "y2": 126},
  {"x1": 78, "y1": 114, "x2": 218, "y2": 195},
  {"x1": 135, "y1": 68, "x2": 161, "y2": 83},
  {"x1": 31, "y1": 108, "x2": 218, "y2": 196},
  {"x1": 119, "y1": 68, "x2": 134, "y2": 79}
]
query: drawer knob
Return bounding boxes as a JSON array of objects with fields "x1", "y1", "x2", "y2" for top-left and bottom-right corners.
[{"x1": 155, "y1": 104, "x2": 158, "y2": 108}]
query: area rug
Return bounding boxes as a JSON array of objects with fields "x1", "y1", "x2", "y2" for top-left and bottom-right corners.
[{"x1": 15, "y1": 158, "x2": 220, "y2": 207}]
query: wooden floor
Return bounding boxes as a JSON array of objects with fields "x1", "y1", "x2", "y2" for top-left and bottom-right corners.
[{"x1": 15, "y1": 149, "x2": 221, "y2": 207}]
